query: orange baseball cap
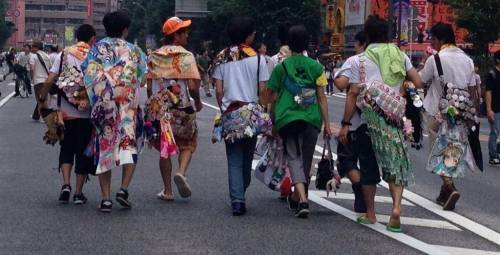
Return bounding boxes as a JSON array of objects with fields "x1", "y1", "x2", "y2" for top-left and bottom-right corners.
[{"x1": 162, "y1": 17, "x2": 192, "y2": 35}]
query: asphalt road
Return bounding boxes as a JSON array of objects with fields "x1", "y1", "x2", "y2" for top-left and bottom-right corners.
[{"x1": 1, "y1": 77, "x2": 500, "y2": 255}]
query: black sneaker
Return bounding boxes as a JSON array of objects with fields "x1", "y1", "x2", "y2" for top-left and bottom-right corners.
[
  {"x1": 488, "y1": 158, "x2": 500, "y2": 166},
  {"x1": 73, "y1": 193, "x2": 88, "y2": 205},
  {"x1": 287, "y1": 194, "x2": 299, "y2": 211},
  {"x1": 232, "y1": 202, "x2": 246, "y2": 216},
  {"x1": 99, "y1": 200, "x2": 113, "y2": 213},
  {"x1": 58, "y1": 184, "x2": 71, "y2": 204},
  {"x1": 116, "y1": 188, "x2": 131, "y2": 209},
  {"x1": 295, "y1": 202, "x2": 310, "y2": 218}
]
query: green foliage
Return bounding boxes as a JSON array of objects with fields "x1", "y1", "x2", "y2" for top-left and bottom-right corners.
[
  {"x1": 446, "y1": 0, "x2": 500, "y2": 59},
  {"x1": 121, "y1": 0, "x2": 320, "y2": 54},
  {"x1": 0, "y1": 0, "x2": 15, "y2": 49}
]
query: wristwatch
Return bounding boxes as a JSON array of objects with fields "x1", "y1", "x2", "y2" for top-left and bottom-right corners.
[{"x1": 341, "y1": 120, "x2": 352, "y2": 127}]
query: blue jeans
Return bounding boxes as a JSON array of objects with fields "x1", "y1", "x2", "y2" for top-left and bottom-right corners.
[
  {"x1": 488, "y1": 113, "x2": 500, "y2": 160},
  {"x1": 225, "y1": 137, "x2": 257, "y2": 204}
]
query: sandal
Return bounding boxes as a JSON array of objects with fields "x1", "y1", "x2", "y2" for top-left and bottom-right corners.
[
  {"x1": 357, "y1": 216, "x2": 375, "y2": 225},
  {"x1": 386, "y1": 223, "x2": 402, "y2": 233},
  {"x1": 157, "y1": 190, "x2": 175, "y2": 201}
]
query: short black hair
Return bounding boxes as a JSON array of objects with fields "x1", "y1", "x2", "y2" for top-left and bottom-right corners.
[
  {"x1": 50, "y1": 45, "x2": 58, "y2": 52},
  {"x1": 430, "y1": 22, "x2": 455, "y2": 44},
  {"x1": 494, "y1": 50, "x2": 500, "y2": 63},
  {"x1": 23, "y1": 44, "x2": 31, "y2": 49},
  {"x1": 162, "y1": 27, "x2": 187, "y2": 45},
  {"x1": 364, "y1": 15, "x2": 389, "y2": 44},
  {"x1": 32, "y1": 40, "x2": 43, "y2": 50},
  {"x1": 287, "y1": 25, "x2": 309, "y2": 53},
  {"x1": 354, "y1": 31, "x2": 366, "y2": 45},
  {"x1": 226, "y1": 17, "x2": 255, "y2": 45},
  {"x1": 103, "y1": 11, "x2": 131, "y2": 38},
  {"x1": 76, "y1": 24, "x2": 96, "y2": 43}
]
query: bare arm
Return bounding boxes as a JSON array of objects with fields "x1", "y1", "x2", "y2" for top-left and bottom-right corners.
[
  {"x1": 215, "y1": 79, "x2": 224, "y2": 111},
  {"x1": 338, "y1": 85, "x2": 361, "y2": 144},
  {"x1": 334, "y1": 76, "x2": 350, "y2": 91},
  {"x1": 406, "y1": 68, "x2": 423, "y2": 89},
  {"x1": 258, "y1": 81, "x2": 268, "y2": 107},
  {"x1": 188, "y1": 79, "x2": 202, "y2": 112},
  {"x1": 316, "y1": 86, "x2": 331, "y2": 136},
  {"x1": 39, "y1": 73, "x2": 58, "y2": 102},
  {"x1": 486, "y1": 90, "x2": 495, "y2": 122}
]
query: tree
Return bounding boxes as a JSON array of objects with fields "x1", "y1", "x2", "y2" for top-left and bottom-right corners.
[
  {"x1": 0, "y1": 0, "x2": 15, "y2": 49},
  {"x1": 446, "y1": 0, "x2": 500, "y2": 60}
]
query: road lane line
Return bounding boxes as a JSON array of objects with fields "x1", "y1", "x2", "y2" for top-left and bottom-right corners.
[
  {"x1": 378, "y1": 180, "x2": 500, "y2": 246},
  {"x1": 0, "y1": 91, "x2": 15, "y2": 108},
  {"x1": 433, "y1": 245, "x2": 500, "y2": 255},
  {"x1": 375, "y1": 215, "x2": 461, "y2": 231},
  {"x1": 308, "y1": 191, "x2": 451, "y2": 255},
  {"x1": 313, "y1": 190, "x2": 415, "y2": 207}
]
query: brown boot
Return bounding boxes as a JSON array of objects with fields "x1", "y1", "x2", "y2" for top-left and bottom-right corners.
[
  {"x1": 442, "y1": 180, "x2": 460, "y2": 211},
  {"x1": 435, "y1": 184, "x2": 447, "y2": 206}
]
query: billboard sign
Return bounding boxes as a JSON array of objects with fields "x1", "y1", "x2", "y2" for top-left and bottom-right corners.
[{"x1": 346, "y1": 0, "x2": 366, "y2": 26}]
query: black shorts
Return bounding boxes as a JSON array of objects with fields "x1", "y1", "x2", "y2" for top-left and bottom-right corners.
[
  {"x1": 336, "y1": 124, "x2": 380, "y2": 185},
  {"x1": 59, "y1": 118, "x2": 96, "y2": 175}
]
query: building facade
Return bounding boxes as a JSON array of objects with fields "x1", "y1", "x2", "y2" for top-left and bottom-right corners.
[{"x1": 9, "y1": 0, "x2": 118, "y2": 48}]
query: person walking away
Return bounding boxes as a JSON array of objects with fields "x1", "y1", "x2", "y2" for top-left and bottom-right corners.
[
  {"x1": 4, "y1": 48, "x2": 16, "y2": 80},
  {"x1": 486, "y1": 51, "x2": 500, "y2": 166},
  {"x1": 48, "y1": 45, "x2": 59, "y2": 69},
  {"x1": 212, "y1": 17, "x2": 270, "y2": 216},
  {"x1": 268, "y1": 25, "x2": 331, "y2": 218},
  {"x1": 38, "y1": 24, "x2": 97, "y2": 204},
  {"x1": 30, "y1": 40, "x2": 52, "y2": 121},
  {"x1": 333, "y1": 30, "x2": 372, "y2": 214},
  {"x1": 420, "y1": 23, "x2": 481, "y2": 210},
  {"x1": 197, "y1": 49, "x2": 212, "y2": 97},
  {"x1": 146, "y1": 17, "x2": 203, "y2": 200},
  {"x1": 336, "y1": 15, "x2": 423, "y2": 231},
  {"x1": 13, "y1": 44, "x2": 32, "y2": 97},
  {"x1": 81, "y1": 11, "x2": 147, "y2": 212}
]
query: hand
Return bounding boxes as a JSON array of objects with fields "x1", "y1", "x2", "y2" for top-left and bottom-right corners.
[
  {"x1": 323, "y1": 123, "x2": 332, "y2": 138},
  {"x1": 194, "y1": 100, "x2": 203, "y2": 112},
  {"x1": 338, "y1": 125, "x2": 349, "y2": 145},
  {"x1": 487, "y1": 110, "x2": 495, "y2": 123}
]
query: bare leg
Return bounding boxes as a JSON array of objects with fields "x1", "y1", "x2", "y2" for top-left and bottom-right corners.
[
  {"x1": 388, "y1": 181, "x2": 404, "y2": 225},
  {"x1": 75, "y1": 174, "x2": 86, "y2": 194},
  {"x1": 293, "y1": 183, "x2": 308, "y2": 203},
  {"x1": 60, "y1": 163, "x2": 72, "y2": 186},
  {"x1": 98, "y1": 171, "x2": 112, "y2": 200},
  {"x1": 362, "y1": 185, "x2": 377, "y2": 223},
  {"x1": 121, "y1": 163, "x2": 136, "y2": 190},
  {"x1": 159, "y1": 158, "x2": 174, "y2": 196},
  {"x1": 347, "y1": 169, "x2": 361, "y2": 183},
  {"x1": 177, "y1": 150, "x2": 193, "y2": 177}
]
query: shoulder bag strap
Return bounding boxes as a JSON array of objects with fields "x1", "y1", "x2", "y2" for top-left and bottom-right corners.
[
  {"x1": 358, "y1": 54, "x2": 366, "y2": 84},
  {"x1": 56, "y1": 51, "x2": 65, "y2": 108},
  {"x1": 433, "y1": 53, "x2": 447, "y2": 98},
  {"x1": 257, "y1": 53, "x2": 261, "y2": 103},
  {"x1": 36, "y1": 52, "x2": 50, "y2": 76}
]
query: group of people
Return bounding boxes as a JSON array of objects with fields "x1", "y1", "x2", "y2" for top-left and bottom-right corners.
[{"x1": 18, "y1": 10, "x2": 495, "y2": 233}]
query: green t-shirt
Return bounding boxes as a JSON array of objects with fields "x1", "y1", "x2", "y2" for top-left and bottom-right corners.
[{"x1": 267, "y1": 55, "x2": 328, "y2": 130}]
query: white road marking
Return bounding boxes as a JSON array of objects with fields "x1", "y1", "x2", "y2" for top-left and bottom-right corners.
[
  {"x1": 433, "y1": 245, "x2": 500, "y2": 255},
  {"x1": 308, "y1": 191, "x2": 451, "y2": 255},
  {"x1": 0, "y1": 91, "x2": 15, "y2": 108},
  {"x1": 314, "y1": 190, "x2": 415, "y2": 207},
  {"x1": 378, "y1": 180, "x2": 500, "y2": 246},
  {"x1": 204, "y1": 100, "x2": 500, "y2": 253},
  {"x1": 375, "y1": 215, "x2": 461, "y2": 231}
]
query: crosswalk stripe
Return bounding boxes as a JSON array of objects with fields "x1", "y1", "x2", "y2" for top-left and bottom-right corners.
[
  {"x1": 376, "y1": 215, "x2": 461, "y2": 231},
  {"x1": 433, "y1": 245, "x2": 500, "y2": 255},
  {"x1": 313, "y1": 190, "x2": 415, "y2": 207}
]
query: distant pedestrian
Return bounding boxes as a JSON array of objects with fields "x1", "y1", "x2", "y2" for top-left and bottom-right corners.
[
  {"x1": 13, "y1": 44, "x2": 32, "y2": 97},
  {"x1": 420, "y1": 22, "x2": 481, "y2": 211},
  {"x1": 212, "y1": 17, "x2": 270, "y2": 216},
  {"x1": 39, "y1": 24, "x2": 97, "y2": 204},
  {"x1": 30, "y1": 40, "x2": 52, "y2": 121},
  {"x1": 4, "y1": 48, "x2": 16, "y2": 80},
  {"x1": 268, "y1": 25, "x2": 331, "y2": 218},
  {"x1": 197, "y1": 49, "x2": 212, "y2": 97},
  {"x1": 336, "y1": 15, "x2": 422, "y2": 231},
  {"x1": 146, "y1": 17, "x2": 202, "y2": 201},
  {"x1": 81, "y1": 11, "x2": 147, "y2": 212},
  {"x1": 486, "y1": 51, "x2": 500, "y2": 166}
]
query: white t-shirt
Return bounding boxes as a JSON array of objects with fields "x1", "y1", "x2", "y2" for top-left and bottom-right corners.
[
  {"x1": 49, "y1": 52, "x2": 59, "y2": 69},
  {"x1": 335, "y1": 50, "x2": 414, "y2": 130},
  {"x1": 15, "y1": 52, "x2": 32, "y2": 70},
  {"x1": 50, "y1": 52, "x2": 90, "y2": 119},
  {"x1": 212, "y1": 55, "x2": 269, "y2": 111},
  {"x1": 29, "y1": 50, "x2": 51, "y2": 84},
  {"x1": 419, "y1": 47, "x2": 476, "y2": 116}
]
